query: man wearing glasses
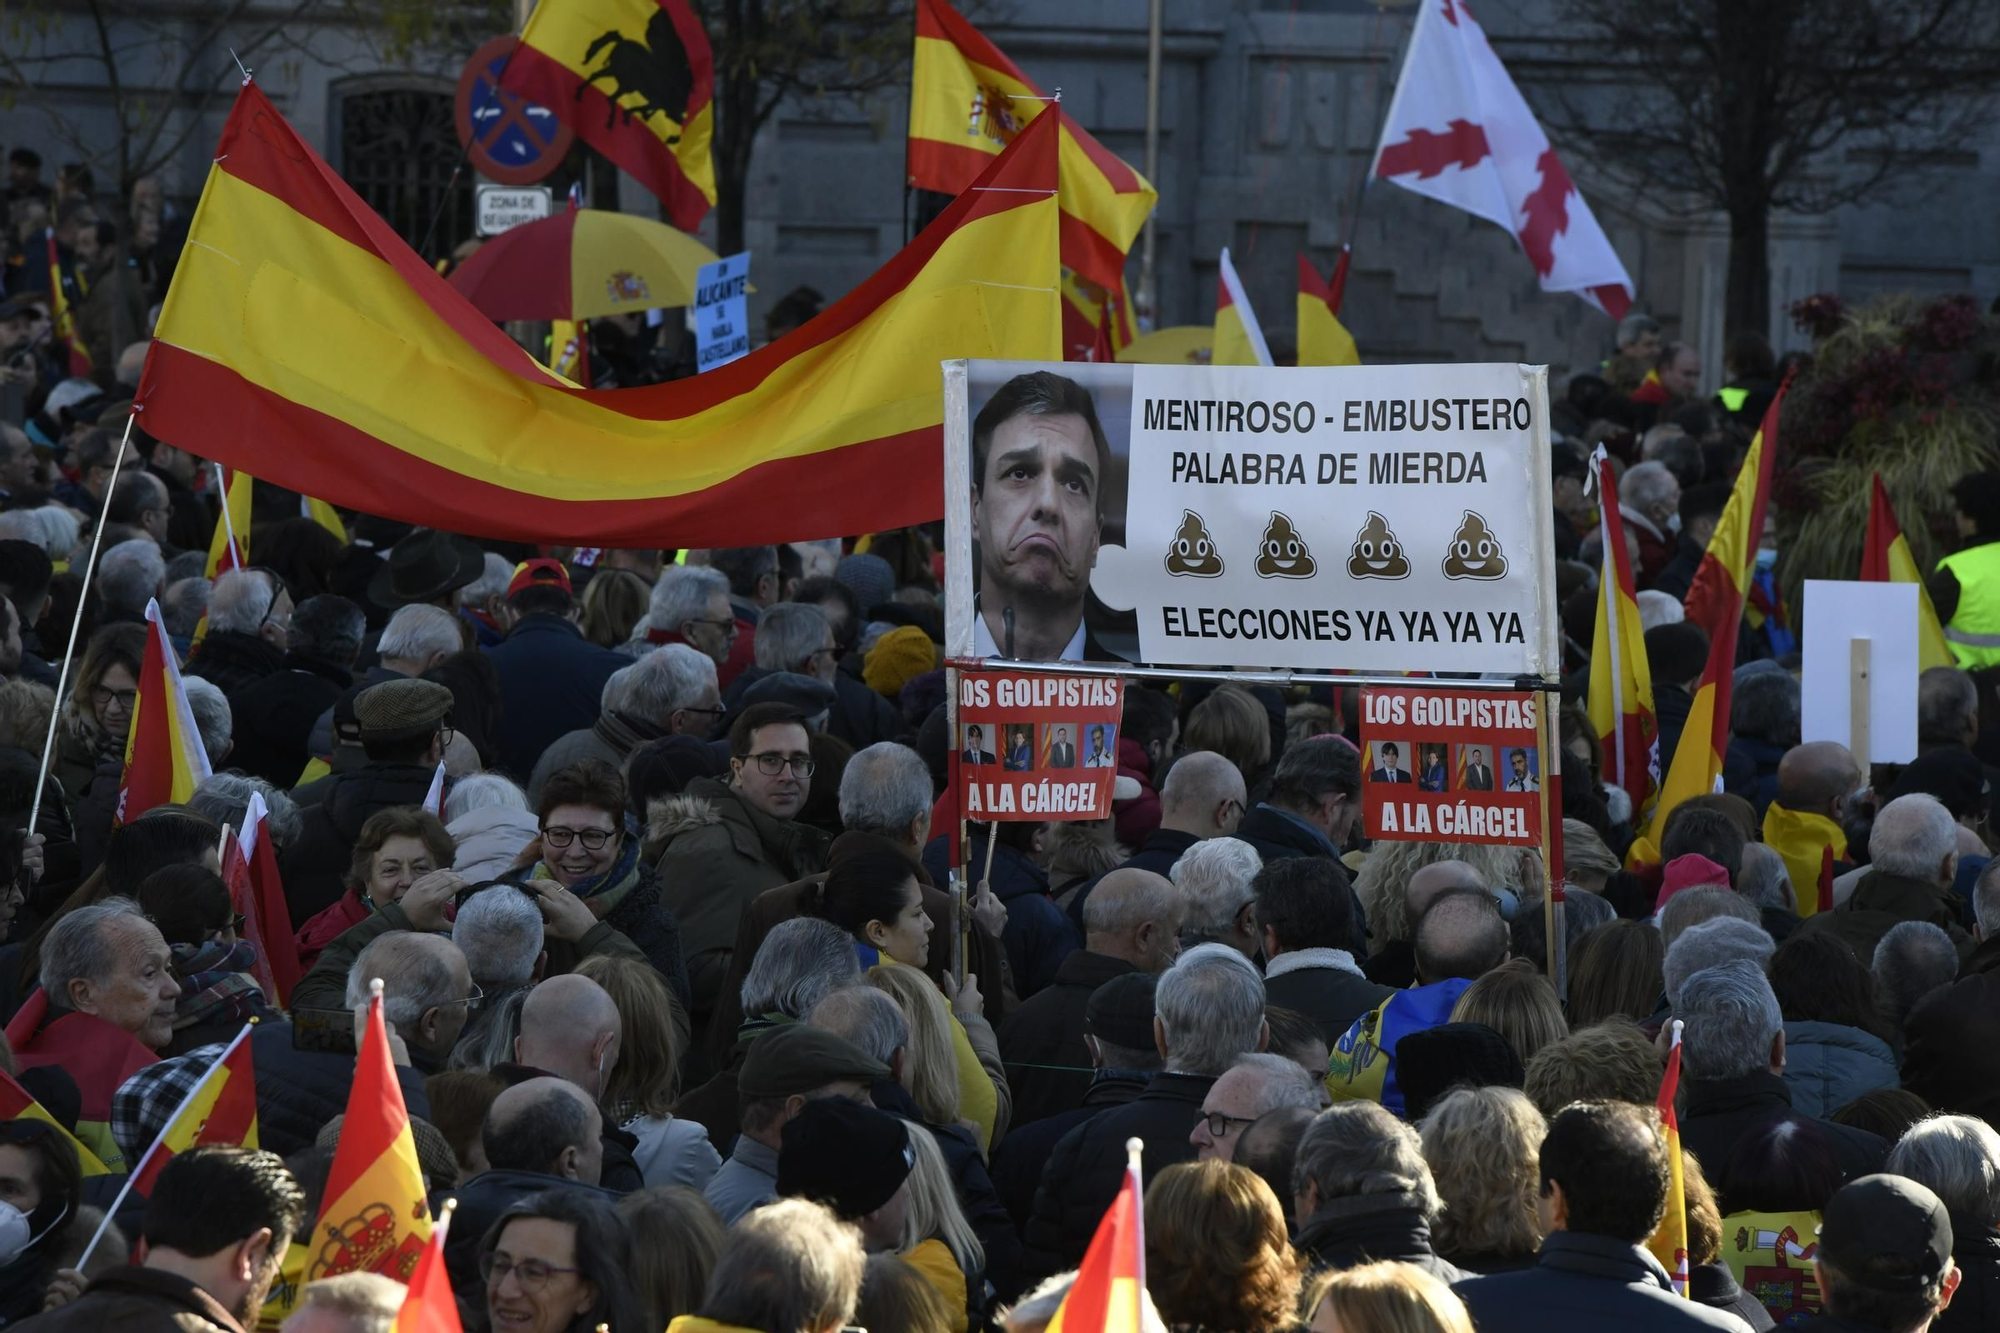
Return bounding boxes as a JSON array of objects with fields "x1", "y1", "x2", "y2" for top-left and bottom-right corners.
[
  {"x1": 655, "y1": 702, "x2": 830, "y2": 1025},
  {"x1": 1189, "y1": 1054, "x2": 1324, "y2": 1163},
  {"x1": 527, "y1": 642, "x2": 723, "y2": 804},
  {"x1": 729, "y1": 601, "x2": 904, "y2": 751}
]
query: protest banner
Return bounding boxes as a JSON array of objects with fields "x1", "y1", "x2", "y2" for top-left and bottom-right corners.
[
  {"x1": 1359, "y1": 686, "x2": 1543, "y2": 846},
  {"x1": 941, "y1": 359, "x2": 1558, "y2": 677},
  {"x1": 695, "y1": 251, "x2": 751, "y2": 371},
  {"x1": 954, "y1": 668, "x2": 1124, "y2": 821},
  {"x1": 1800, "y1": 579, "x2": 1918, "y2": 770}
]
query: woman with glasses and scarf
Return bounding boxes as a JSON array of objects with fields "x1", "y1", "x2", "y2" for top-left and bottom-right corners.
[
  {"x1": 134, "y1": 863, "x2": 275, "y2": 1056},
  {"x1": 504, "y1": 760, "x2": 691, "y2": 1013}
]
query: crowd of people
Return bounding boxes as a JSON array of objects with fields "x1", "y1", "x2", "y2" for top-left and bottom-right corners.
[{"x1": 0, "y1": 147, "x2": 1996, "y2": 1333}]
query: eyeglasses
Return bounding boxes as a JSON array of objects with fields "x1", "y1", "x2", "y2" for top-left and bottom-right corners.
[
  {"x1": 442, "y1": 983, "x2": 486, "y2": 1010},
  {"x1": 1220, "y1": 799, "x2": 1244, "y2": 822},
  {"x1": 688, "y1": 617, "x2": 738, "y2": 634},
  {"x1": 750, "y1": 752, "x2": 815, "y2": 778},
  {"x1": 676, "y1": 704, "x2": 725, "y2": 722},
  {"x1": 92, "y1": 686, "x2": 137, "y2": 711},
  {"x1": 480, "y1": 1252, "x2": 579, "y2": 1293},
  {"x1": 542, "y1": 825, "x2": 616, "y2": 850},
  {"x1": 1201, "y1": 1111, "x2": 1256, "y2": 1139},
  {"x1": 211, "y1": 914, "x2": 246, "y2": 937}
]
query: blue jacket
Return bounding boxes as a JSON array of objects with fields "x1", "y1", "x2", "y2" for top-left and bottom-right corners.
[
  {"x1": 1779, "y1": 1019, "x2": 1898, "y2": 1118},
  {"x1": 486, "y1": 613, "x2": 631, "y2": 781}
]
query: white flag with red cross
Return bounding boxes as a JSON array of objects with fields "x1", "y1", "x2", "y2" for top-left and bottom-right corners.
[{"x1": 1373, "y1": 0, "x2": 1633, "y2": 318}]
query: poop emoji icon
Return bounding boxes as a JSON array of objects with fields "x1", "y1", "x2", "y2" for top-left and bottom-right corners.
[
  {"x1": 1165, "y1": 510, "x2": 1224, "y2": 577},
  {"x1": 1255, "y1": 512, "x2": 1316, "y2": 578},
  {"x1": 1442, "y1": 511, "x2": 1509, "y2": 580},
  {"x1": 1346, "y1": 512, "x2": 1411, "y2": 580}
]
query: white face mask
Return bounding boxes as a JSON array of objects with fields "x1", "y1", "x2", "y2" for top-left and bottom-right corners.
[{"x1": 0, "y1": 1197, "x2": 65, "y2": 1267}]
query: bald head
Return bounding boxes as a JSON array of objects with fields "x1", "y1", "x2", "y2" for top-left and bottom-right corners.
[
  {"x1": 515, "y1": 974, "x2": 622, "y2": 1091},
  {"x1": 1084, "y1": 868, "x2": 1185, "y2": 972},
  {"x1": 1774, "y1": 741, "x2": 1860, "y2": 819},
  {"x1": 1159, "y1": 751, "x2": 1248, "y2": 837},
  {"x1": 1407, "y1": 860, "x2": 1487, "y2": 923},
  {"x1": 1414, "y1": 891, "x2": 1508, "y2": 984},
  {"x1": 116, "y1": 339, "x2": 149, "y2": 389},
  {"x1": 484, "y1": 1076, "x2": 603, "y2": 1184}
]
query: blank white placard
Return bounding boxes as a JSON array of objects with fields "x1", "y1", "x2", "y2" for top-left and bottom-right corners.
[{"x1": 1801, "y1": 580, "x2": 1919, "y2": 764}]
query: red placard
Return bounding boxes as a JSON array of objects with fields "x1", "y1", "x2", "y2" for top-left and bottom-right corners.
[
  {"x1": 1360, "y1": 687, "x2": 1542, "y2": 846},
  {"x1": 956, "y1": 670, "x2": 1124, "y2": 821}
]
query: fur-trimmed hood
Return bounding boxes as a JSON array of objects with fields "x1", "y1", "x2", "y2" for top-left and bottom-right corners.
[{"x1": 644, "y1": 791, "x2": 723, "y2": 856}]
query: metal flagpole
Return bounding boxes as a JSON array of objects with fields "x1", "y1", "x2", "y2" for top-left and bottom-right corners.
[
  {"x1": 30, "y1": 412, "x2": 136, "y2": 832},
  {"x1": 1139, "y1": 0, "x2": 1163, "y2": 324}
]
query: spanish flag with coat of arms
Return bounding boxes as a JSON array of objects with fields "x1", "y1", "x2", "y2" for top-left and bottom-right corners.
[
  {"x1": 309, "y1": 981, "x2": 431, "y2": 1284},
  {"x1": 135, "y1": 81, "x2": 1060, "y2": 546}
]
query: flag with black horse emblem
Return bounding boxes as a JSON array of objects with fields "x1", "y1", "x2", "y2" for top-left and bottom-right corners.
[{"x1": 504, "y1": 0, "x2": 716, "y2": 230}]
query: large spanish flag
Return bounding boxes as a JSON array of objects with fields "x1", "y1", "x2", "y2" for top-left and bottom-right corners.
[
  {"x1": 1587, "y1": 447, "x2": 1658, "y2": 815},
  {"x1": 1647, "y1": 1021, "x2": 1690, "y2": 1296},
  {"x1": 909, "y1": 0, "x2": 1154, "y2": 294},
  {"x1": 503, "y1": 0, "x2": 715, "y2": 231},
  {"x1": 116, "y1": 599, "x2": 213, "y2": 827},
  {"x1": 137, "y1": 82, "x2": 1060, "y2": 547},
  {"x1": 1628, "y1": 383, "x2": 1789, "y2": 868},
  {"x1": 309, "y1": 983, "x2": 431, "y2": 1285},
  {"x1": 1296, "y1": 251, "x2": 1359, "y2": 367},
  {"x1": 1862, "y1": 473, "x2": 1953, "y2": 671},
  {"x1": 1212, "y1": 248, "x2": 1272, "y2": 368},
  {"x1": 0, "y1": 1069, "x2": 109, "y2": 1177},
  {"x1": 129, "y1": 1023, "x2": 259, "y2": 1195},
  {"x1": 1044, "y1": 1149, "x2": 1146, "y2": 1333}
]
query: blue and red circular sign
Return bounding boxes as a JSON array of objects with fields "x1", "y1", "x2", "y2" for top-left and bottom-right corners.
[{"x1": 454, "y1": 36, "x2": 575, "y2": 186}]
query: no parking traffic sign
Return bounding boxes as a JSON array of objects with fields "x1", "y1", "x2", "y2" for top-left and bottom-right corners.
[{"x1": 454, "y1": 36, "x2": 575, "y2": 186}]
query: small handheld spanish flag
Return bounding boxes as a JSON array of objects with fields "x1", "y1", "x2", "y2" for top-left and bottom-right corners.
[
  {"x1": 310, "y1": 978, "x2": 433, "y2": 1284},
  {"x1": 393, "y1": 1198, "x2": 461, "y2": 1333},
  {"x1": 1046, "y1": 1139, "x2": 1148, "y2": 1333},
  {"x1": 115, "y1": 599, "x2": 213, "y2": 826},
  {"x1": 1648, "y1": 1019, "x2": 1690, "y2": 1296}
]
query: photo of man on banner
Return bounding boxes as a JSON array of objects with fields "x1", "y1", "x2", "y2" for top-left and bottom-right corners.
[{"x1": 968, "y1": 368, "x2": 1129, "y2": 662}]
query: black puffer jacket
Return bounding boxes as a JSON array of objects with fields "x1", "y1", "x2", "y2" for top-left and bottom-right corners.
[
  {"x1": 280, "y1": 761, "x2": 437, "y2": 922},
  {"x1": 1022, "y1": 1072, "x2": 1212, "y2": 1279}
]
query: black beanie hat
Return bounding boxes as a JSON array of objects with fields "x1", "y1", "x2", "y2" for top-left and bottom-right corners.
[
  {"x1": 1395, "y1": 1021, "x2": 1526, "y2": 1122},
  {"x1": 775, "y1": 1097, "x2": 914, "y2": 1219}
]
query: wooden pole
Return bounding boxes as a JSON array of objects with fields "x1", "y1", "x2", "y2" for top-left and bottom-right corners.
[
  {"x1": 1537, "y1": 686, "x2": 1566, "y2": 994},
  {"x1": 1849, "y1": 638, "x2": 1872, "y2": 775},
  {"x1": 30, "y1": 412, "x2": 135, "y2": 833}
]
